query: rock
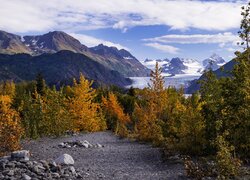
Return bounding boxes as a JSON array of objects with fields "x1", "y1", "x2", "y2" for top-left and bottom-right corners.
[
  {"x1": 58, "y1": 142, "x2": 65, "y2": 148},
  {"x1": 66, "y1": 144, "x2": 71, "y2": 148},
  {"x1": 0, "y1": 174, "x2": 5, "y2": 179},
  {"x1": 40, "y1": 160, "x2": 49, "y2": 170},
  {"x1": 69, "y1": 166, "x2": 76, "y2": 174},
  {"x1": 82, "y1": 140, "x2": 92, "y2": 148},
  {"x1": 51, "y1": 172, "x2": 60, "y2": 178},
  {"x1": 22, "y1": 174, "x2": 31, "y2": 180},
  {"x1": 49, "y1": 161, "x2": 57, "y2": 168},
  {"x1": 54, "y1": 154, "x2": 74, "y2": 165},
  {"x1": 0, "y1": 155, "x2": 11, "y2": 161},
  {"x1": 32, "y1": 166, "x2": 40, "y2": 174},
  {"x1": 6, "y1": 162, "x2": 15, "y2": 168},
  {"x1": 96, "y1": 143, "x2": 103, "y2": 148},
  {"x1": 11, "y1": 150, "x2": 30, "y2": 161},
  {"x1": 4, "y1": 169, "x2": 15, "y2": 176}
]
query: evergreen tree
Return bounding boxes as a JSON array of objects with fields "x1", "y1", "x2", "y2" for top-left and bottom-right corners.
[{"x1": 35, "y1": 73, "x2": 46, "y2": 96}]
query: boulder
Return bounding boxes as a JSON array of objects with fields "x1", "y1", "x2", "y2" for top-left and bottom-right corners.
[
  {"x1": 11, "y1": 150, "x2": 30, "y2": 161},
  {"x1": 54, "y1": 154, "x2": 74, "y2": 165}
]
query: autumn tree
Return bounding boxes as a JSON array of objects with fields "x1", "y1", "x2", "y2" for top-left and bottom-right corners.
[
  {"x1": 67, "y1": 74, "x2": 106, "y2": 132},
  {"x1": 40, "y1": 87, "x2": 73, "y2": 136},
  {"x1": 132, "y1": 63, "x2": 166, "y2": 144},
  {"x1": 0, "y1": 81, "x2": 15, "y2": 98},
  {"x1": 0, "y1": 95, "x2": 22, "y2": 156},
  {"x1": 150, "y1": 62, "x2": 165, "y2": 92},
  {"x1": 20, "y1": 90, "x2": 44, "y2": 139},
  {"x1": 133, "y1": 101, "x2": 163, "y2": 144},
  {"x1": 102, "y1": 92, "x2": 130, "y2": 137}
]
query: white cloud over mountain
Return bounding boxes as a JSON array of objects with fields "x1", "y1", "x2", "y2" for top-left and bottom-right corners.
[
  {"x1": 144, "y1": 43, "x2": 179, "y2": 54},
  {"x1": 143, "y1": 32, "x2": 240, "y2": 45},
  {"x1": 0, "y1": 0, "x2": 245, "y2": 33},
  {"x1": 69, "y1": 33, "x2": 129, "y2": 50}
]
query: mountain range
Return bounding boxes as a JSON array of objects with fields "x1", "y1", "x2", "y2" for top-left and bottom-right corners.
[
  {"x1": 0, "y1": 30, "x2": 149, "y2": 87},
  {"x1": 143, "y1": 54, "x2": 226, "y2": 76}
]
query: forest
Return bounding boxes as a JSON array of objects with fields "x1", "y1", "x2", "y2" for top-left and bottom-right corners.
[{"x1": 0, "y1": 2, "x2": 250, "y2": 179}]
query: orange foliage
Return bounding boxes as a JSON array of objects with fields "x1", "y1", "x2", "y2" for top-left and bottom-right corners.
[
  {"x1": 68, "y1": 74, "x2": 106, "y2": 132},
  {"x1": 0, "y1": 95, "x2": 22, "y2": 156},
  {"x1": 102, "y1": 92, "x2": 130, "y2": 137}
]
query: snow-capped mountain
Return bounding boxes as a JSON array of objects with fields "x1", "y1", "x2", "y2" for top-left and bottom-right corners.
[
  {"x1": 203, "y1": 53, "x2": 226, "y2": 71},
  {"x1": 143, "y1": 54, "x2": 226, "y2": 76}
]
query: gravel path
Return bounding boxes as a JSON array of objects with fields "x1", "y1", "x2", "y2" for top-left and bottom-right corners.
[{"x1": 22, "y1": 131, "x2": 186, "y2": 180}]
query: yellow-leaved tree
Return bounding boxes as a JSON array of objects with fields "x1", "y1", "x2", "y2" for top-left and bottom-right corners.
[
  {"x1": 68, "y1": 74, "x2": 106, "y2": 132},
  {"x1": 102, "y1": 92, "x2": 130, "y2": 137},
  {"x1": 133, "y1": 62, "x2": 165, "y2": 144},
  {"x1": 0, "y1": 95, "x2": 22, "y2": 156}
]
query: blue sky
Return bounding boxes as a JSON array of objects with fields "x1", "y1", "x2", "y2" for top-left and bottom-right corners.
[{"x1": 0, "y1": 0, "x2": 248, "y2": 61}]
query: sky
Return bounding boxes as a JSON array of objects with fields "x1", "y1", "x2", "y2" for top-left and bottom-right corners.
[{"x1": 0, "y1": 0, "x2": 248, "y2": 61}]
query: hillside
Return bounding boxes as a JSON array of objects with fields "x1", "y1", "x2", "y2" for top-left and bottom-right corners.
[
  {"x1": 185, "y1": 59, "x2": 236, "y2": 94},
  {"x1": 0, "y1": 51, "x2": 132, "y2": 87}
]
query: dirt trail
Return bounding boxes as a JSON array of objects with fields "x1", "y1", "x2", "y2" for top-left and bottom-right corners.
[{"x1": 22, "y1": 131, "x2": 185, "y2": 180}]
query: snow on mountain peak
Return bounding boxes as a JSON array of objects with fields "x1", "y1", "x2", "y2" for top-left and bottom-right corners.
[
  {"x1": 143, "y1": 54, "x2": 226, "y2": 76},
  {"x1": 203, "y1": 54, "x2": 226, "y2": 71}
]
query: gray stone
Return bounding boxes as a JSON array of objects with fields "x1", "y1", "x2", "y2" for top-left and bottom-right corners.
[
  {"x1": 0, "y1": 155, "x2": 11, "y2": 161},
  {"x1": 40, "y1": 160, "x2": 49, "y2": 170},
  {"x1": 32, "y1": 166, "x2": 40, "y2": 174},
  {"x1": 49, "y1": 161, "x2": 57, "y2": 168},
  {"x1": 58, "y1": 142, "x2": 65, "y2": 147},
  {"x1": 22, "y1": 174, "x2": 31, "y2": 180},
  {"x1": 6, "y1": 162, "x2": 15, "y2": 168},
  {"x1": 96, "y1": 143, "x2": 103, "y2": 148},
  {"x1": 11, "y1": 150, "x2": 30, "y2": 161},
  {"x1": 6, "y1": 170, "x2": 15, "y2": 176},
  {"x1": 51, "y1": 172, "x2": 60, "y2": 178},
  {"x1": 69, "y1": 166, "x2": 76, "y2": 174},
  {"x1": 54, "y1": 154, "x2": 74, "y2": 165}
]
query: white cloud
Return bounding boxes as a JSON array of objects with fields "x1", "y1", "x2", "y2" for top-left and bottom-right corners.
[
  {"x1": 143, "y1": 32, "x2": 240, "y2": 45},
  {"x1": 69, "y1": 33, "x2": 129, "y2": 50},
  {"x1": 0, "y1": 0, "x2": 244, "y2": 33},
  {"x1": 144, "y1": 43, "x2": 179, "y2": 54}
]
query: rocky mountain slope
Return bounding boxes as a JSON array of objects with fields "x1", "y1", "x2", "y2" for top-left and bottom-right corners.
[
  {"x1": 0, "y1": 30, "x2": 32, "y2": 54},
  {"x1": 0, "y1": 30, "x2": 149, "y2": 87},
  {"x1": 23, "y1": 31, "x2": 90, "y2": 55}
]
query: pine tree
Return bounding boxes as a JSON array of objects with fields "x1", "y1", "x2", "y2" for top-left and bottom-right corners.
[
  {"x1": 35, "y1": 73, "x2": 46, "y2": 96},
  {"x1": 199, "y1": 70, "x2": 222, "y2": 145}
]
